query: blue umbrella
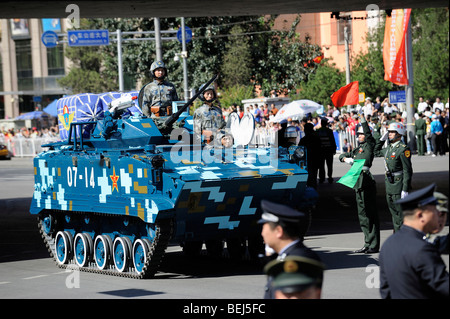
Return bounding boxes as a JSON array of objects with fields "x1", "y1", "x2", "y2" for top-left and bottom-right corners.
[
  {"x1": 43, "y1": 99, "x2": 58, "y2": 117},
  {"x1": 15, "y1": 111, "x2": 49, "y2": 120}
]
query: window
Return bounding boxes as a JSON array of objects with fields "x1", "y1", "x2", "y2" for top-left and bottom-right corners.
[
  {"x1": 15, "y1": 39, "x2": 33, "y2": 91},
  {"x1": 47, "y1": 46, "x2": 65, "y2": 76},
  {"x1": 337, "y1": 13, "x2": 352, "y2": 45}
]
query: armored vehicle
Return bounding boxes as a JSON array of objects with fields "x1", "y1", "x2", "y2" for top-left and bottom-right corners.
[{"x1": 30, "y1": 78, "x2": 317, "y2": 278}]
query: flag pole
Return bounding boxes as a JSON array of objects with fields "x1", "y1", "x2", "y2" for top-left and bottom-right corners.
[{"x1": 405, "y1": 9, "x2": 416, "y2": 152}]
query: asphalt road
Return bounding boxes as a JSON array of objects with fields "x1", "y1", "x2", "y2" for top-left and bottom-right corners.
[{"x1": 0, "y1": 154, "x2": 448, "y2": 302}]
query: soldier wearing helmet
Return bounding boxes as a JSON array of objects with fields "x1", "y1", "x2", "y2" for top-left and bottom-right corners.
[
  {"x1": 193, "y1": 84, "x2": 227, "y2": 147},
  {"x1": 141, "y1": 60, "x2": 179, "y2": 117},
  {"x1": 375, "y1": 121, "x2": 413, "y2": 231},
  {"x1": 339, "y1": 112, "x2": 380, "y2": 253}
]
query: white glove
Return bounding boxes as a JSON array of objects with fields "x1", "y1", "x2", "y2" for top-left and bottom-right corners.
[
  {"x1": 344, "y1": 158, "x2": 354, "y2": 165},
  {"x1": 401, "y1": 191, "x2": 408, "y2": 199},
  {"x1": 380, "y1": 131, "x2": 389, "y2": 141}
]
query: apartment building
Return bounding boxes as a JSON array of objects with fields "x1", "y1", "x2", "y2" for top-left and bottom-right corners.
[
  {"x1": 0, "y1": 18, "x2": 71, "y2": 119},
  {"x1": 274, "y1": 10, "x2": 381, "y2": 71}
]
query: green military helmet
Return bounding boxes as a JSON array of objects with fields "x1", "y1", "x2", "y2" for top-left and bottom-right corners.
[
  {"x1": 264, "y1": 255, "x2": 325, "y2": 293},
  {"x1": 199, "y1": 83, "x2": 217, "y2": 102},
  {"x1": 150, "y1": 60, "x2": 167, "y2": 79}
]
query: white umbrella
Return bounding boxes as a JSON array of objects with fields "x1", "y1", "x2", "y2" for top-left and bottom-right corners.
[{"x1": 270, "y1": 99, "x2": 322, "y2": 122}]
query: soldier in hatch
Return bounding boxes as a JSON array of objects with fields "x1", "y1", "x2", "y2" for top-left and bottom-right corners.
[
  {"x1": 141, "y1": 60, "x2": 179, "y2": 117},
  {"x1": 193, "y1": 84, "x2": 230, "y2": 147}
]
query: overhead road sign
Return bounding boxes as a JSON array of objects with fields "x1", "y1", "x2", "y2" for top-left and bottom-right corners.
[{"x1": 68, "y1": 30, "x2": 109, "y2": 47}]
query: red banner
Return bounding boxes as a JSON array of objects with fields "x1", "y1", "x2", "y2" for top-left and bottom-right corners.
[
  {"x1": 383, "y1": 9, "x2": 411, "y2": 85},
  {"x1": 330, "y1": 81, "x2": 359, "y2": 108}
]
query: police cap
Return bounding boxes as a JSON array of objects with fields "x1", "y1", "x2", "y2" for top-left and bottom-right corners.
[
  {"x1": 395, "y1": 183, "x2": 438, "y2": 211},
  {"x1": 258, "y1": 200, "x2": 305, "y2": 224},
  {"x1": 434, "y1": 192, "x2": 448, "y2": 213},
  {"x1": 264, "y1": 256, "x2": 325, "y2": 293}
]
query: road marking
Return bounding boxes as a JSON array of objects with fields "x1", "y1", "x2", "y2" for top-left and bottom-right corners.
[
  {"x1": 23, "y1": 275, "x2": 48, "y2": 280},
  {"x1": 0, "y1": 282, "x2": 11, "y2": 285}
]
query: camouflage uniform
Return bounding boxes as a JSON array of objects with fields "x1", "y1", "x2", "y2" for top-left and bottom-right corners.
[
  {"x1": 193, "y1": 104, "x2": 226, "y2": 141},
  {"x1": 141, "y1": 61, "x2": 179, "y2": 117},
  {"x1": 142, "y1": 80, "x2": 179, "y2": 117}
]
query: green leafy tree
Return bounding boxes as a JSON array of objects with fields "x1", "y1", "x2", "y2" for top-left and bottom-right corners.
[
  {"x1": 58, "y1": 19, "x2": 116, "y2": 93},
  {"x1": 350, "y1": 17, "x2": 400, "y2": 101},
  {"x1": 411, "y1": 8, "x2": 449, "y2": 101},
  {"x1": 60, "y1": 16, "x2": 323, "y2": 100},
  {"x1": 252, "y1": 16, "x2": 323, "y2": 96},
  {"x1": 221, "y1": 25, "x2": 253, "y2": 87},
  {"x1": 217, "y1": 84, "x2": 255, "y2": 107},
  {"x1": 292, "y1": 61, "x2": 345, "y2": 106}
]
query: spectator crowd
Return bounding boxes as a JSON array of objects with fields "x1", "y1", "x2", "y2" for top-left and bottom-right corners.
[{"x1": 220, "y1": 96, "x2": 449, "y2": 157}]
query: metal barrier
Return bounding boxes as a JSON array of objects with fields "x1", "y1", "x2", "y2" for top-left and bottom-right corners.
[
  {"x1": 250, "y1": 126, "x2": 387, "y2": 152},
  {"x1": 0, "y1": 136, "x2": 60, "y2": 157},
  {"x1": 1, "y1": 126, "x2": 387, "y2": 157}
]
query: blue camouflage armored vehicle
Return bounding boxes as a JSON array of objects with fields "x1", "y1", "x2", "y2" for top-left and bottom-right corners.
[{"x1": 30, "y1": 76, "x2": 317, "y2": 278}]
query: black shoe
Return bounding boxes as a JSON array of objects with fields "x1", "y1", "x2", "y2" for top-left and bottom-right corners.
[
  {"x1": 328, "y1": 177, "x2": 333, "y2": 184},
  {"x1": 353, "y1": 247, "x2": 369, "y2": 253},
  {"x1": 365, "y1": 248, "x2": 379, "y2": 254}
]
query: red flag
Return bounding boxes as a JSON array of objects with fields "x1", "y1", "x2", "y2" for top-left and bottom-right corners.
[
  {"x1": 383, "y1": 9, "x2": 411, "y2": 85},
  {"x1": 313, "y1": 54, "x2": 324, "y2": 64},
  {"x1": 330, "y1": 81, "x2": 359, "y2": 107}
]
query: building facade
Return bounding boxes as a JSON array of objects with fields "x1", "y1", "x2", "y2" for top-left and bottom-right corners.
[
  {"x1": 274, "y1": 10, "x2": 381, "y2": 72},
  {"x1": 0, "y1": 18, "x2": 71, "y2": 119}
]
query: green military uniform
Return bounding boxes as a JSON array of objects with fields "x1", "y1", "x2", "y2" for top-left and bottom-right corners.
[
  {"x1": 375, "y1": 138, "x2": 413, "y2": 231},
  {"x1": 370, "y1": 118, "x2": 384, "y2": 154},
  {"x1": 414, "y1": 116, "x2": 426, "y2": 156},
  {"x1": 339, "y1": 119, "x2": 380, "y2": 251}
]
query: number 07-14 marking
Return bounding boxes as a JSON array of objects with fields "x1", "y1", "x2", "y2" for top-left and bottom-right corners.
[{"x1": 67, "y1": 166, "x2": 95, "y2": 188}]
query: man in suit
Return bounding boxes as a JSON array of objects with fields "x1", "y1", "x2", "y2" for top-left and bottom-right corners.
[
  {"x1": 317, "y1": 118, "x2": 337, "y2": 184},
  {"x1": 259, "y1": 200, "x2": 321, "y2": 299},
  {"x1": 379, "y1": 183, "x2": 449, "y2": 299},
  {"x1": 298, "y1": 123, "x2": 321, "y2": 189},
  {"x1": 414, "y1": 112, "x2": 427, "y2": 156}
]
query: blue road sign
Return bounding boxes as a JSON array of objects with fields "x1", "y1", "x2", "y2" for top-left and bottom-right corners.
[
  {"x1": 177, "y1": 26, "x2": 192, "y2": 43},
  {"x1": 389, "y1": 90, "x2": 406, "y2": 104},
  {"x1": 41, "y1": 30, "x2": 58, "y2": 48},
  {"x1": 68, "y1": 30, "x2": 109, "y2": 47}
]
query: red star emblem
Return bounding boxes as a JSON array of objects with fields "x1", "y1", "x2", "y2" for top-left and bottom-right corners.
[{"x1": 110, "y1": 167, "x2": 119, "y2": 192}]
